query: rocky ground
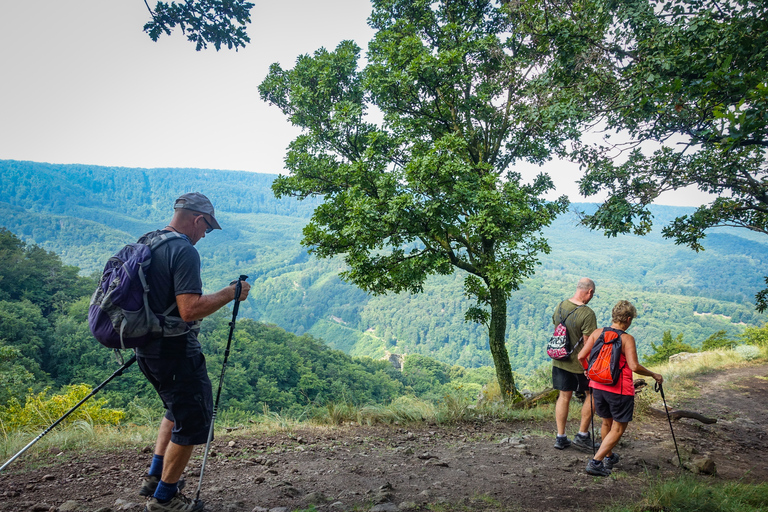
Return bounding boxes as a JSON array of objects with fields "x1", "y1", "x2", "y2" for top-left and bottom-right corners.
[{"x1": 2, "y1": 363, "x2": 767, "y2": 512}]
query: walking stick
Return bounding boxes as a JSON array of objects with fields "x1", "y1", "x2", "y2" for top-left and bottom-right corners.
[
  {"x1": 195, "y1": 275, "x2": 247, "y2": 502},
  {"x1": 655, "y1": 381, "x2": 683, "y2": 468},
  {"x1": 0, "y1": 354, "x2": 137, "y2": 472},
  {"x1": 589, "y1": 390, "x2": 596, "y2": 457}
]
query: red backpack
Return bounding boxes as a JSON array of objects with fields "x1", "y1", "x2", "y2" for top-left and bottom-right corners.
[{"x1": 587, "y1": 327, "x2": 625, "y2": 386}]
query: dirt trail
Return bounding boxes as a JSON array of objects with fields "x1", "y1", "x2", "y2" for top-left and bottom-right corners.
[{"x1": 2, "y1": 363, "x2": 767, "y2": 512}]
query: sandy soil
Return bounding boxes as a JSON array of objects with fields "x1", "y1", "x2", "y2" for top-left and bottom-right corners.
[{"x1": 1, "y1": 363, "x2": 767, "y2": 512}]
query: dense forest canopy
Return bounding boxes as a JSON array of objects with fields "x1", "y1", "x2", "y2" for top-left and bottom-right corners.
[{"x1": 0, "y1": 159, "x2": 765, "y2": 384}]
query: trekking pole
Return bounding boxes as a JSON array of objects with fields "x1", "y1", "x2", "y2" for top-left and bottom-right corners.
[
  {"x1": 589, "y1": 390, "x2": 596, "y2": 457},
  {"x1": 195, "y1": 275, "x2": 248, "y2": 503},
  {"x1": 654, "y1": 381, "x2": 683, "y2": 468},
  {"x1": 0, "y1": 354, "x2": 137, "y2": 473}
]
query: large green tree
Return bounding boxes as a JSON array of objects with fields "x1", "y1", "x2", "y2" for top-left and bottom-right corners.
[
  {"x1": 259, "y1": 0, "x2": 580, "y2": 399},
  {"x1": 565, "y1": 0, "x2": 768, "y2": 309}
]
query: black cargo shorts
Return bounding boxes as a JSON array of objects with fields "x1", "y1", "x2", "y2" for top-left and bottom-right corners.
[{"x1": 137, "y1": 353, "x2": 213, "y2": 446}]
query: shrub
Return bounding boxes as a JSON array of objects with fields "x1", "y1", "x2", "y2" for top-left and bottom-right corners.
[
  {"x1": 734, "y1": 345, "x2": 761, "y2": 361},
  {"x1": 740, "y1": 324, "x2": 768, "y2": 347},
  {"x1": 701, "y1": 330, "x2": 737, "y2": 351},
  {"x1": 0, "y1": 384, "x2": 124, "y2": 434},
  {"x1": 644, "y1": 331, "x2": 697, "y2": 365}
]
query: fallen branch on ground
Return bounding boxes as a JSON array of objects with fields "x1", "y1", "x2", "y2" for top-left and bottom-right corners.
[{"x1": 646, "y1": 407, "x2": 717, "y2": 424}]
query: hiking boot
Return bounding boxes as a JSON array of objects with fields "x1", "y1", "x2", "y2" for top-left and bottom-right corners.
[
  {"x1": 572, "y1": 432, "x2": 601, "y2": 453},
  {"x1": 604, "y1": 453, "x2": 620, "y2": 470},
  {"x1": 139, "y1": 475, "x2": 186, "y2": 497},
  {"x1": 144, "y1": 492, "x2": 204, "y2": 512},
  {"x1": 585, "y1": 459, "x2": 612, "y2": 477},
  {"x1": 554, "y1": 436, "x2": 571, "y2": 450}
]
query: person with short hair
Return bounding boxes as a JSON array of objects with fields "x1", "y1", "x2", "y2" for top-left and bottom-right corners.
[
  {"x1": 578, "y1": 300, "x2": 663, "y2": 476},
  {"x1": 552, "y1": 277, "x2": 600, "y2": 452},
  {"x1": 136, "y1": 192, "x2": 251, "y2": 512}
]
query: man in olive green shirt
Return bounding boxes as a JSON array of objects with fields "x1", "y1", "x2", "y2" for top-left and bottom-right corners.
[{"x1": 552, "y1": 277, "x2": 600, "y2": 452}]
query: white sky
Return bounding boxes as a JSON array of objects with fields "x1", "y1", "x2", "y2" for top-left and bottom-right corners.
[{"x1": 0, "y1": 0, "x2": 711, "y2": 207}]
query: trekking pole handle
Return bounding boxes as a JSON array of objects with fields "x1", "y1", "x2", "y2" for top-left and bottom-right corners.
[
  {"x1": 230, "y1": 275, "x2": 248, "y2": 321},
  {"x1": 229, "y1": 275, "x2": 249, "y2": 287},
  {"x1": 654, "y1": 381, "x2": 665, "y2": 398}
]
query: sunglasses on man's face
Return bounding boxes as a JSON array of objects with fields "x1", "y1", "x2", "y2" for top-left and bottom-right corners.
[{"x1": 197, "y1": 215, "x2": 214, "y2": 234}]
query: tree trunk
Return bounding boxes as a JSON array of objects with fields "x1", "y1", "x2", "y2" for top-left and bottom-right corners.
[{"x1": 488, "y1": 287, "x2": 521, "y2": 402}]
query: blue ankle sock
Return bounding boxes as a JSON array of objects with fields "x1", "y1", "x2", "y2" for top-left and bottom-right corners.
[
  {"x1": 154, "y1": 480, "x2": 178, "y2": 503},
  {"x1": 148, "y1": 454, "x2": 164, "y2": 477}
]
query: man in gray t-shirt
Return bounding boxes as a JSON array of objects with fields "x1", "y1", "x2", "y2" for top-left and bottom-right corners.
[
  {"x1": 136, "y1": 193, "x2": 251, "y2": 512},
  {"x1": 551, "y1": 277, "x2": 599, "y2": 453}
]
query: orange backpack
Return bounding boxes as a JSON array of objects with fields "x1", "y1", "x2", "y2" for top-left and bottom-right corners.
[{"x1": 586, "y1": 327, "x2": 625, "y2": 386}]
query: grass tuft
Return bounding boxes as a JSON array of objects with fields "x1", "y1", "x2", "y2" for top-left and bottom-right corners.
[{"x1": 604, "y1": 474, "x2": 768, "y2": 512}]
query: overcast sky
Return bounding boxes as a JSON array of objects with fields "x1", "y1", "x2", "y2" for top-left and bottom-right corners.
[{"x1": 0, "y1": 1, "x2": 711, "y2": 206}]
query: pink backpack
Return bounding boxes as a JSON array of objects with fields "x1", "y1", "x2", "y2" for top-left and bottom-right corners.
[{"x1": 546, "y1": 305, "x2": 584, "y2": 360}]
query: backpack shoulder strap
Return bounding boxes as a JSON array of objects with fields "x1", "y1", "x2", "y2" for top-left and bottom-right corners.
[
  {"x1": 560, "y1": 303, "x2": 585, "y2": 325},
  {"x1": 144, "y1": 231, "x2": 188, "y2": 251},
  {"x1": 139, "y1": 231, "x2": 189, "y2": 318}
]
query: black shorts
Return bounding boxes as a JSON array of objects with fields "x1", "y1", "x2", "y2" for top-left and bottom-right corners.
[
  {"x1": 592, "y1": 388, "x2": 635, "y2": 423},
  {"x1": 137, "y1": 353, "x2": 213, "y2": 446},
  {"x1": 552, "y1": 366, "x2": 589, "y2": 393}
]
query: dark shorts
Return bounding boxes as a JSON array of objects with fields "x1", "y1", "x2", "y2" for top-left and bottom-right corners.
[
  {"x1": 552, "y1": 366, "x2": 589, "y2": 393},
  {"x1": 137, "y1": 353, "x2": 213, "y2": 446},
  {"x1": 592, "y1": 388, "x2": 635, "y2": 423}
]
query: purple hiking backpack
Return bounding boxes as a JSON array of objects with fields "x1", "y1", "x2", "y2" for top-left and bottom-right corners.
[{"x1": 88, "y1": 232, "x2": 188, "y2": 349}]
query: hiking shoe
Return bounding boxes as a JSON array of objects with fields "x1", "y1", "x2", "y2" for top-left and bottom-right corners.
[
  {"x1": 604, "y1": 453, "x2": 620, "y2": 470},
  {"x1": 585, "y1": 459, "x2": 612, "y2": 477},
  {"x1": 554, "y1": 436, "x2": 571, "y2": 450},
  {"x1": 572, "y1": 432, "x2": 601, "y2": 453},
  {"x1": 144, "y1": 492, "x2": 204, "y2": 512},
  {"x1": 139, "y1": 475, "x2": 186, "y2": 497}
]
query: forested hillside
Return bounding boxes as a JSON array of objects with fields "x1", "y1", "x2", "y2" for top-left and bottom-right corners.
[
  {"x1": 1, "y1": 159, "x2": 766, "y2": 377},
  {"x1": 1, "y1": 227, "x2": 499, "y2": 419}
]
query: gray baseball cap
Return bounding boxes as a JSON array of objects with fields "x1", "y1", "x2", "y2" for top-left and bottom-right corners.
[{"x1": 173, "y1": 192, "x2": 222, "y2": 230}]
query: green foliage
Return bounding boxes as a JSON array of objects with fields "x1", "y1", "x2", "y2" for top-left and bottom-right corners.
[
  {"x1": 556, "y1": 0, "x2": 768, "y2": 311},
  {"x1": 0, "y1": 345, "x2": 34, "y2": 406},
  {"x1": 0, "y1": 228, "x2": 89, "y2": 315},
  {"x1": 740, "y1": 324, "x2": 768, "y2": 347},
  {"x1": 701, "y1": 330, "x2": 737, "y2": 351},
  {"x1": 143, "y1": 0, "x2": 254, "y2": 51},
  {"x1": 644, "y1": 331, "x2": 697, "y2": 365},
  {"x1": 200, "y1": 316, "x2": 410, "y2": 414},
  {"x1": 259, "y1": 0, "x2": 579, "y2": 399},
  {"x1": 0, "y1": 384, "x2": 124, "y2": 435},
  {"x1": 0, "y1": 299, "x2": 51, "y2": 383}
]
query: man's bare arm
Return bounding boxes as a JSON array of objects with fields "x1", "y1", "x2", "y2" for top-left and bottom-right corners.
[{"x1": 176, "y1": 281, "x2": 251, "y2": 322}]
